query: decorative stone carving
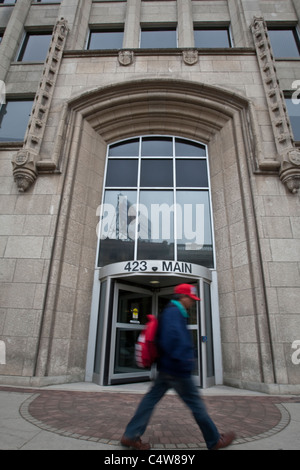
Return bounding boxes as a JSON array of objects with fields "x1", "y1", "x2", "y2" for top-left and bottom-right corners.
[
  {"x1": 251, "y1": 17, "x2": 300, "y2": 194},
  {"x1": 183, "y1": 49, "x2": 199, "y2": 66},
  {"x1": 12, "y1": 18, "x2": 69, "y2": 192},
  {"x1": 118, "y1": 50, "x2": 134, "y2": 66}
]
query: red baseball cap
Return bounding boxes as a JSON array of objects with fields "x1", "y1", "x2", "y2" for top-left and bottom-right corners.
[{"x1": 174, "y1": 284, "x2": 201, "y2": 301}]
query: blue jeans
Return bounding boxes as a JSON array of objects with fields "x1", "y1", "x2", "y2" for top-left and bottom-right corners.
[{"x1": 124, "y1": 372, "x2": 220, "y2": 450}]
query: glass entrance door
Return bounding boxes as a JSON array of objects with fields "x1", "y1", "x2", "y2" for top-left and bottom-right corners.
[
  {"x1": 109, "y1": 281, "x2": 207, "y2": 386},
  {"x1": 109, "y1": 283, "x2": 154, "y2": 384}
]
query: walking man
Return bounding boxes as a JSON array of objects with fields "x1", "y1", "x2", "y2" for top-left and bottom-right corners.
[{"x1": 121, "y1": 284, "x2": 236, "y2": 450}]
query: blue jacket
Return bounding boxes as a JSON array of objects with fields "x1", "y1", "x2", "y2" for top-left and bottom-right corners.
[{"x1": 158, "y1": 301, "x2": 195, "y2": 377}]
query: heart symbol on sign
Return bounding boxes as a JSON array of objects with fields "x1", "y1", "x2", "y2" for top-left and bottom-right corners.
[{"x1": 152, "y1": 267, "x2": 158, "y2": 272}]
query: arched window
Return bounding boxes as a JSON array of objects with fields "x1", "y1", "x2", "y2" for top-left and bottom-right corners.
[{"x1": 98, "y1": 136, "x2": 214, "y2": 268}]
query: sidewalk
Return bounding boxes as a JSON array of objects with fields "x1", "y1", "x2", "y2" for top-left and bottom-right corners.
[{"x1": 0, "y1": 382, "x2": 299, "y2": 450}]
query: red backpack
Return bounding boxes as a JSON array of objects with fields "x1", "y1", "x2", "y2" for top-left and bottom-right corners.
[{"x1": 135, "y1": 315, "x2": 159, "y2": 368}]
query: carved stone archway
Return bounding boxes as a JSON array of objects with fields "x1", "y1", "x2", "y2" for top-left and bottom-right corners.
[{"x1": 34, "y1": 79, "x2": 276, "y2": 390}]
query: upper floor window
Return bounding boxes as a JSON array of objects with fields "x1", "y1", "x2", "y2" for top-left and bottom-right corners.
[
  {"x1": 194, "y1": 27, "x2": 232, "y2": 48},
  {"x1": 0, "y1": 0, "x2": 16, "y2": 4},
  {"x1": 17, "y1": 32, "x2": 52, "y2": 62},
  {"x1": 0, "y1": 99, "x2": 33, "y2": 142},
  {"x1": 0, "y1": 31, "x2": 3, "y2": 44},
  {"x1": 140, "y1": 26, "x2": 177, "y2": 48},
  {"x1": 285, "y1": 96, "x2": 300, "y2": 141},
  {"x1": 268, "y1": 27, "x2": 300, "y2": 58},
  {"x1": 87, "y1": 29, "x2": 124, "y2": 50}
]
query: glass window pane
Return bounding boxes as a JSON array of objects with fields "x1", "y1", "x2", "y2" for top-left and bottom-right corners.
[
  {"x1": 176, "y1": 160, "x2": 208, "y2": 187},
  {"x1": 109, "y1": 138, "x2": 140, "y2": 157},
  {"x1": 138, "y1": 190, "x2": 174, "y2": 260},
  {"x1": 285, "y1": 98, "x2": 300, "y2": 141},
  {"x1": 175, "y1": 138, "x2": 206, "y2": 157},
  {"x1": 98, "y1": 191, "x2": 137, "y2": 266},
  {"x1": 114, "y1": 329, "x2": 148, "y2": 373},
  {"x1": 268, "y1": 29, "x2": 300, "y2": 58},
  {"x1": 176, "y1": 191, "x2": 214, "y2": 268},
  {"x1": 117, "y1": 290, "x2": 152, "y2": 324},
  {"x1": 106, "y1": 159, "x2": 138, "y2": 187},
  {"x1": 88, "y1": 30, "x2": 124, "y2": 50},
  {"x1": 19, "y1": 33, "x2": 52, "y2": 62},
  {"x1": 141, "y1": 28, "x2": 177, "y2": 49},
  {"x1": 204, "y1": 282, "x2": 215, "y2": 378},
  {"x1": 194, "y1": 28, "x2": 231, "y2": 48},
  {"x1": 141, "y1": 159, "x2": 173, "y2": 187},
  {"x1": 0, "y1": 100, "x2": 33, "y2": 142},
  {"x1": 141, "y1": 137, "x2": 173, "y2": 156}
]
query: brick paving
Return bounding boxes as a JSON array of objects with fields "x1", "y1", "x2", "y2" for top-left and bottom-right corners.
[{"x1": 6, "y1": 387, "x2": 297, "y2": 449}]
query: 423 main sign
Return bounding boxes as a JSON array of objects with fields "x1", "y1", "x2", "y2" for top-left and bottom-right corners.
[{"x1": 99, "y1": 260, "x2": 212, "y2": 281}]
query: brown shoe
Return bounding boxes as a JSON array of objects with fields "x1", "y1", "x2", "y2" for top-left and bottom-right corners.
[
  {"x1": 121, "y1": 435, "x2": 151, "y2": 450},
  {"x1": 212, "y1": 432, "x2": 236, "y2": 450}
]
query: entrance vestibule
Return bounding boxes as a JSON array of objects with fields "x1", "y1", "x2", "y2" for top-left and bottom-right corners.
[{"x1": 90, "y1": 261, "x2": 222, "y2": 388}]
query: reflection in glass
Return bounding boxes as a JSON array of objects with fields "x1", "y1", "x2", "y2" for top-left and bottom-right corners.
[
  {"x1": 176, "y1": 191, "x2": 214, "y2": 267},
  {"x1": 98, "y1": 191, "x2": 137, "y2": 266},
  {"x1": 114, "y1": 329, "x2": 149, "y2": 373},
  {"x1": 138, "y1": 191, "x2": 174, "y2": 260}
]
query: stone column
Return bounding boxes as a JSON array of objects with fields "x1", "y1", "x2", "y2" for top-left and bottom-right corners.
[
  {"x1": 58, "y1": 0, "x2": 93, "y2": 50},
  {"x1": 123, "y1": 0, "x2": 141, "y2": 49},
  {"x1": 0, "y1": 0, "x2": 32, "y2": 82},
  {"x1": 177, "y1": 0, "x2": 194, "y2": 48}
]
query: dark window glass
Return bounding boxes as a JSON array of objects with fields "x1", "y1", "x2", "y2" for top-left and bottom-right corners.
[
  {"x1": 109, "y1": 138, "x2": 139, "y2": 157},
  {"x1": 194, "y1": 28, "x2": 231, "y2": 48},
  {"x1": 268, "y1": 28, "x2": 300, "y2": 58},
  {"x1": 0, "y1": 33, "x2": 3, "y2": 44},
  {"x1": 106, "y1": 159, "x2": 138, "y2": 187},
  {"x1": 175, "y1": 138, "x2": 206, "y2": 157},
  {"x1": 0, "y1": 100, "x2": 33, "y2": 142},
  {"x1": 0, "y1": 0, "x2": 16, "y2": 3},
  {"x1": 140, "y1": 28, "x2": 177, "y2": 49},
  {"x1": 285, "y1": 97, "x2": 300, "y2": 141},
  {"x1": 141, "y1": 159, "x2": 173, "y2": 187},
  {"x1": 88, "y1": 30, "x2": 124, "y2": 50},
  {"x1": 176, "y1": 160, "x2": 208, "y2": 187},
  {"x1": 141, "y1": 137, "x2": 173, "y2": 156},
  {"x1": 18, "y1": 32, "x2": 52, "y2": 62}
]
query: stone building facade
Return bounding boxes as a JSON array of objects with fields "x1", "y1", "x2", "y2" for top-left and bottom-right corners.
[{"x1": 0, "y1": 0, "x2": 299, "y2": 394}]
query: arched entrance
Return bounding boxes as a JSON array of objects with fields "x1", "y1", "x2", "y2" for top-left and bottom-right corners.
[{"x1": 35, "y1": 79, "x2": 274, "y2": 391}]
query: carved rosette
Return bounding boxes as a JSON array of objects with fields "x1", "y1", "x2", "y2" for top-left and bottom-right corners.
[{"x1": 251, "y1": 17, "x2": 300, "y2": 194}]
